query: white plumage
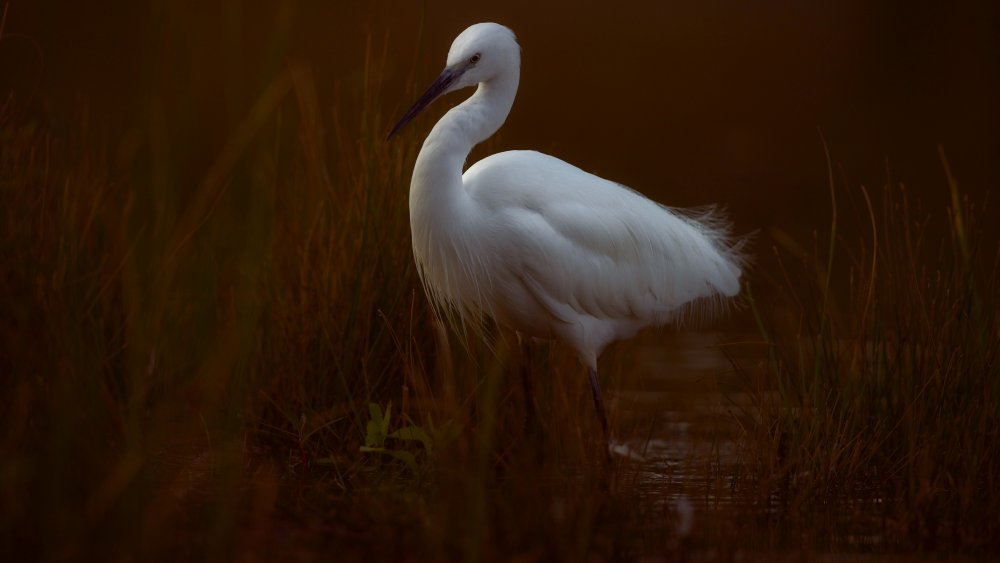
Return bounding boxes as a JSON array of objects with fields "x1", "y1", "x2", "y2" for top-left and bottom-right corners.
[{"x1": 388, "y1": 23, "x2": 745, "y2": 444}]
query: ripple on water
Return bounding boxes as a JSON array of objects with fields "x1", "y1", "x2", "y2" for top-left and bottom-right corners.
[{"x1": 611, "y1": 331, "x2": 905, "y2": 558}]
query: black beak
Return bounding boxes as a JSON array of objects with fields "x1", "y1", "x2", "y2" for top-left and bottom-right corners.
[{"x1": 386, "y1": 66, "x2": 464, "y2": 141}]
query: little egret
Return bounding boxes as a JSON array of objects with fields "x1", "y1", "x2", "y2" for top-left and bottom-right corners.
[{"x1": 387, "y1": 23, "x2": 745, "y2": 449}]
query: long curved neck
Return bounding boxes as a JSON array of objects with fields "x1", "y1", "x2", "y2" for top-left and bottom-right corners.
[{"x1": 410, "y1": 71, "x2": 519, "y2": 210}]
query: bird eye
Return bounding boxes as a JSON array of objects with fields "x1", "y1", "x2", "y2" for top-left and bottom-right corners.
[{"x1": 470, "y1": 53, "x2": 481, "y2": 64}]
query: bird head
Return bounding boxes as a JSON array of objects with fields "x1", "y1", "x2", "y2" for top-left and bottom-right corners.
[{"x1": 387, "y1": 22, "x2": 520, "y2": 140}]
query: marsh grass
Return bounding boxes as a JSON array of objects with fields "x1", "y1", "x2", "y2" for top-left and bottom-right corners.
[
  {"x1": 3, "y1": 12, "x2": 999, "y2": 561},
  {"x1": 733, "y1": 149, "x2": 1000, "y2": 551},
  {"x1": 0, "y1": 30, "x2": 659, "y2": 561}
]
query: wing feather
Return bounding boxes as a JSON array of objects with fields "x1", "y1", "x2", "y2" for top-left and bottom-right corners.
[{"x1": 464, "y1": 150, "x2": 744, "y2": 327}]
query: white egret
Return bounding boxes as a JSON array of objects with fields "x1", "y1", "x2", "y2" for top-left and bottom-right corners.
[{"x1": 387, "y1": 23, "x2": 745, "y2": 449}]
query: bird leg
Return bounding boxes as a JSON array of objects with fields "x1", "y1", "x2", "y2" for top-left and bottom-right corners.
[{"x1": 587, "y1": 366, "x2": 611, "y2": 450}]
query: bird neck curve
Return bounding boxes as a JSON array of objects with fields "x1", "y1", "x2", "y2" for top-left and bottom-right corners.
[
  {"x1": 446, "y1": 70, "x2": 520, "y2": 150},
  {"x1": 407, "y1": 67, "x2": 520, "y2": 321},
  {"x1": 410, "y1": 70, "x2": 520, "y2": 209}
]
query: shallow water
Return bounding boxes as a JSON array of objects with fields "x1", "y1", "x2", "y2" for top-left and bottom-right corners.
[{"x1": 611, "y1": 331, "x2": 901, "y2": 559}]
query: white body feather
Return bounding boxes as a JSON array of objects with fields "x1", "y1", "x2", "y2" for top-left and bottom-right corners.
[{"x1": 403, "y1": 23, "x2": 744, "y2": 369}]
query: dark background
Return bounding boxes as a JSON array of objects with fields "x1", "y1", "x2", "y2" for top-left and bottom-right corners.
[{"x1": 5, "y1": 0, "x2": 999, "y2": 237}]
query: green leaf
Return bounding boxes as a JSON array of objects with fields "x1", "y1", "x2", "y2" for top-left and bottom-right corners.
[
  {"x1": 368, "y1": 403, "x2": 383, "y2": 426},
  {"x1": 364, "y1": 418, "x2": 383, "y2": 448},
  {"x1": 365, "y1": 402, "x2": 391, "y2": 448}
]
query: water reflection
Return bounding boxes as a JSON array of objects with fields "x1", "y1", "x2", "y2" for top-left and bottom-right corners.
[{"x1": 610, "y1": 331, "x2": 883, "y2": 556}]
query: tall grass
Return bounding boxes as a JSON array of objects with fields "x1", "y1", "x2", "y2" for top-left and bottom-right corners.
[
  {"x1": 0, "y1": 30, "x2": 652, "y2": 561},
  {"x1": 735, "y1": 149, "x2": 1000, "y2": 551},
  {"x1": 0, "y1": 27, "x2": 442, "y2": 555},
  {"x1": 5, "y1": 9, "x2": 1000, "y2": 559}
]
